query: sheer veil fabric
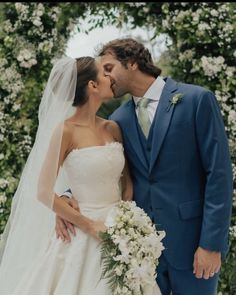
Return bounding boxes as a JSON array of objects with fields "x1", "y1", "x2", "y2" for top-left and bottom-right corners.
[{"x1": 0, "y1": 57, "x2": 77, "y2": 294}]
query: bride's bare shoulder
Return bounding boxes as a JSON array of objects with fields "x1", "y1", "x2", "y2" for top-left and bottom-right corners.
[
  {"x1": 63, "y1": 119, "x2": 83, "y2": 132},
  {"x1": 61, "y1": 120, "x2": 78, "y2": 141},
  {"x1": 99, "y1": 118, "x2": 123, "y2": 142}
]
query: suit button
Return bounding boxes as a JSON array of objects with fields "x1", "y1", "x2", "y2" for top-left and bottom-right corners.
[{"x1": 147, "y1": 146, "x2": 151, "y2": 152}]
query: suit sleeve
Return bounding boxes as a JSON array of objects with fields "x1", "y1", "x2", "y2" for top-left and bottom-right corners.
[
  {"x1": 60, "y1": 189, "x2": 72, "y2": 198},
  {"x1": 195, "y1": 90, "x2": 233, "y2": 253}
]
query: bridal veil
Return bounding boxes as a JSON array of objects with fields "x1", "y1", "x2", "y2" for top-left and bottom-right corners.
[{"x1": 0, "y1": 56, "x2": 77, "y2": 294}]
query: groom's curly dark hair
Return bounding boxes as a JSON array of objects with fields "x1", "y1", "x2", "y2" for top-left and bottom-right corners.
[{"x1": 97, "y1": 38, "x2": 161, "y2": 78}]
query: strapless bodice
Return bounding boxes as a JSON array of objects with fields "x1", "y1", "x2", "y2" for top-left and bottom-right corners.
[{"x1": 63, "y1": 142, "x2": 125, "y2": 209}]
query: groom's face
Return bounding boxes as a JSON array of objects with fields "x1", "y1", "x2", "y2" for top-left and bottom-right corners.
[{"x1": 101, "y1": 53, "x2": 131, "y2": 98}]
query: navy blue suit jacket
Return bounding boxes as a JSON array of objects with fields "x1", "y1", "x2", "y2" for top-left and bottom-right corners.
[{"x1": 110, "y1": 77, "x2": 233, "y2": 270}]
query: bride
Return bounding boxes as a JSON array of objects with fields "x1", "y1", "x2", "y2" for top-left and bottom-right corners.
[{"x1": 0, "y1": 56, "x2": 162, "y2": 294}]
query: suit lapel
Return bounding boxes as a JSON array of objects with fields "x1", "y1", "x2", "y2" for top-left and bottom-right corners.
[
  {"x1": 121, "y1": 100, "x2": 148, "y2": 171},
  {"x1": 149, "y1": 78, "x2": 178, "y2": 173}
]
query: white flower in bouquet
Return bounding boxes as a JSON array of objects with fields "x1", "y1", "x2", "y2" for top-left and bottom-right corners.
[{"x1": 100, "y1": 200, "x2": 165, "y2": 295}]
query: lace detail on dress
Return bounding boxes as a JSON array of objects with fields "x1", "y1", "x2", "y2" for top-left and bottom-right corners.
[
  {"x1": 62, "y1": 140, "x2": 125, "y2": 206},
  {"x1": 67, "y1": 141, "x2": 123, "y2": 158}
]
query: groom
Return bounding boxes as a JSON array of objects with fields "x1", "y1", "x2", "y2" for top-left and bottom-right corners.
[{"x1": 57, "y1": 38, "x2": 233, "y2": 295}]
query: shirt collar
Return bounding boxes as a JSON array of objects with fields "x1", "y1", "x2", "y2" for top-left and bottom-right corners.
[{"x1": 133, "y1": 76, "x2": 166, "y2": 106}]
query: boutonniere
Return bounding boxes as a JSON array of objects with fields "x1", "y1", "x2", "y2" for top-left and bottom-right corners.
[{"x1": 166, "y1": 93, "x2": 184, "y2": 112}]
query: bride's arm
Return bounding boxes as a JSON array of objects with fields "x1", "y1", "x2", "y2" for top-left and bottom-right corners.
[
  {"x1": 53, "y1": 196, "x2": 100, "y2": 237},
  {"x1": 108, "y1": 121, "x2": 133, "y2": 201},
  {"x1": 53, "y1": 196, "x2": 106, "y2": 240},
  {"x1": 38, "y1": 123, "x2": 106, "y2": 240}
]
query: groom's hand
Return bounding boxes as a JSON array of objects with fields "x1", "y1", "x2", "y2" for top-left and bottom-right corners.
[
  {"x1": 55, "y1": 196, "x2": 80, "y2": 242},
  {"x1": 193, "y1": 246, "x2": 221, "y2": 280}
]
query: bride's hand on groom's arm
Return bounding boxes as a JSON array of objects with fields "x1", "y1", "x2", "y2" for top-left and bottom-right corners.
[
  {"x1": 55, "y1": 196, "x2": 80, "y2": 242},
  {"x1": 193, "y1": 246, "x2": 221, "y2": 280}
]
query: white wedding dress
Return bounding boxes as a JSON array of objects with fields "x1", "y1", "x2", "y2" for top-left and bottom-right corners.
[{"x1": 12, "y1": 142, "x2": 161, "y2": 295}]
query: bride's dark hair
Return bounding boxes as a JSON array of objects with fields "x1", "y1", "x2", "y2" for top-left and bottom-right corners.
[{"x1": 73, "y1": 56, "x2": 98, "y2": 107}]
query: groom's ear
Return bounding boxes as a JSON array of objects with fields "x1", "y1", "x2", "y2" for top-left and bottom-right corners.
[{"x1": 128, "y1": 61, "x2": 138, "y2": 71}]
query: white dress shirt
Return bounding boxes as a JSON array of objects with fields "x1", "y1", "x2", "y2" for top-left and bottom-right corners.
[{"x1": 133, "y1": 76, "x2": 166, "y2": 124}]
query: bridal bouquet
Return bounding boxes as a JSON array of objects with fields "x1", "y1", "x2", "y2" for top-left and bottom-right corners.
[{"x1": 100, "y1": 201, "x2": 165, "y2": 295}]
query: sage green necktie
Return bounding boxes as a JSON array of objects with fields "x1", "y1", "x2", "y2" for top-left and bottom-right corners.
[{"x1": 137, "y1": 97, "x2": 151, "y2": 138}]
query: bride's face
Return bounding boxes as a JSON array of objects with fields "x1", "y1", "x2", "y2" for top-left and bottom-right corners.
[{"x1": 95, "y1": 60, "x2": 114, "y2": 102}]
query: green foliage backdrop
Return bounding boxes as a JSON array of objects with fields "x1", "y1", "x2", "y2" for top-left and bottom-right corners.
[{"x1": 0, "y1": 3, "x2": 235, "y2": 294}]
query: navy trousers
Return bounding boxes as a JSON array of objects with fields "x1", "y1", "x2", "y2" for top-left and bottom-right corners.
[{"x1": 156, "y1": 255, "x2": 219, "y2": 295}]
